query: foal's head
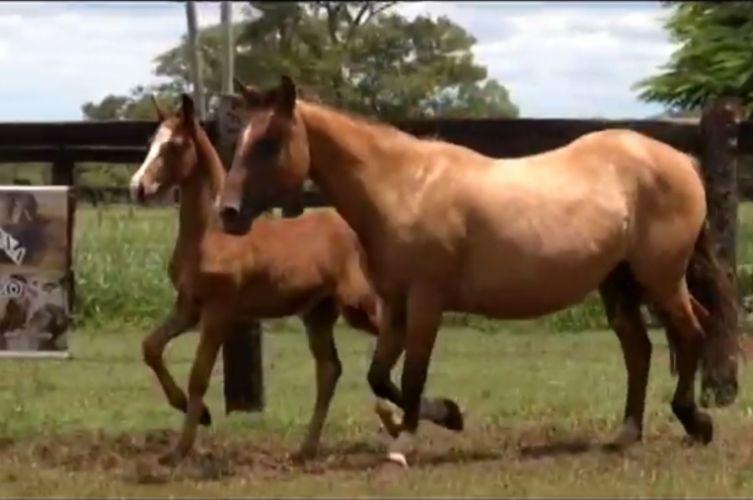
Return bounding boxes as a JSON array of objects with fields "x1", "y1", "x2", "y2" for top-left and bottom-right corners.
[
  {"x1": 219, "y1": 76, "x2": 310, "y2": 234},
  {"x1": 130, "y1": 94, "x2": 204, "y2": 204}
]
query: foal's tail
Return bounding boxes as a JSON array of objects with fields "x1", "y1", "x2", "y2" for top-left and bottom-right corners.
[{"x1": 684, "y1": 223, "x2": 741, "y2": 407}]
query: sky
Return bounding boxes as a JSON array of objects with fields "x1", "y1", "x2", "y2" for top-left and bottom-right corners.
[{"x1": 0, "y1": 1, "x2": 677, "y2": 122}]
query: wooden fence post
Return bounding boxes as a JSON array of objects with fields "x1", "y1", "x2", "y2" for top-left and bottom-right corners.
[
  {"x1": 700, "y1": 98, "x2": 743, "y2": 297},
  {"x1": 213, "y1": 95, "x2": 265, "y2": 413},
  {"x1": 52, "y1": 149, "x2": 76, "y2": 315}
]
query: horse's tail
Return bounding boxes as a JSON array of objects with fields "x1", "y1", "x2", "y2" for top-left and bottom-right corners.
[{"x1": 685, "y1": 222, "x2": 741, "y2": 407}]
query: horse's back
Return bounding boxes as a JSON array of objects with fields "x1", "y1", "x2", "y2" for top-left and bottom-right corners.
[{"x1": 435, "y1": 129, "x2": 706, "y2": 317}]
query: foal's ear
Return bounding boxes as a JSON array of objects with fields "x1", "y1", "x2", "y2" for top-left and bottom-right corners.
[
  {"x1": 180, "y1": 93, "x2": 196, "y2": 128},
  {"x1": 277, "y1": 75, "x2": 297, "y2": 116},
  {"x1": 150, "y1": 94, "x2": 166, "y2": 121}
]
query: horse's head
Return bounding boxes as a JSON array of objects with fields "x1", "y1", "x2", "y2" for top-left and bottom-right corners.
[
  {"x1": 130, "y1": 94, "x2": 201, "y2": 204},
  {"x1": 220, "y1": 75, "x2": 310, "y2": 235}
]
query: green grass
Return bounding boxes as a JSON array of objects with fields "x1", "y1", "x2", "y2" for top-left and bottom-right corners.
[
  {"x1": 4, "y1": 201, "x2": 744, "y2": 495},
  {"x1": 1, "y1": 325, "x2": 753, "y2": 496}
]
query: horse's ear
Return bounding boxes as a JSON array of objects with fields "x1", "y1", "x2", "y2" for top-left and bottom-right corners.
[
  {"x1": 151, "y1": 94, "x2": 166, "y2": 121},
  {"x1": 180, "y1": 93, "x2": 195, "y2": 128},
  {"x1": 234, "y1": 77, "x2": 262, "y2": 107},
  {"x1": 277, "y1": 75, "x2": 297, "y2": 116}
]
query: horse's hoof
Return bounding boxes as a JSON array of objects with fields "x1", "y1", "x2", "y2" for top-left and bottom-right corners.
[
  {"x1": 374, "y1": 400, "x2": 402, "y2": 438},
  {"x1": 692, "y1": 411, "x2": 713, "y2": 445},
  {"x1": 441, "y1": 398, "x2": 464, "y2": 432},
  {"x1": 199, "y1": 406, "x2": 212, "y2": 427},
  {"x1": 386, "y1": 431, "x2": 415, "y2": 468},
  {"x1": 386, "y1": 451, "x2": 409, "y2": 468},
  {"x1": 158, "y1": 450, "x2": 184, "y2": 467},
  {"x1": 604, "y1": 421, "x2": 642, "y2": 452},
  {"x1": 672, "y1": 403, "x2": 714, "y2": 445}
]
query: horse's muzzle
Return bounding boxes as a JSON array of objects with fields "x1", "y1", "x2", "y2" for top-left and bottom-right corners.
[{"x1": 700, "y1": 378, "x2": 738, "y2": 408}]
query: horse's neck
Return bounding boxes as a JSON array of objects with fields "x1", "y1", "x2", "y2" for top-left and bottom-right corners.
[{"x1": 299, "y1": 102, "x2": 414, "y2": 242}]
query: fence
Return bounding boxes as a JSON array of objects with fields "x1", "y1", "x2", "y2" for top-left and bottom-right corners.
[{"x1": 0, "y1": 97, "x2": 746, "y2": 411}]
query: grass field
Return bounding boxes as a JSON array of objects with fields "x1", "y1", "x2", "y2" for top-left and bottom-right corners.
[{"x1": 0, "y1": 203, "x2": 751, "y2": 496}]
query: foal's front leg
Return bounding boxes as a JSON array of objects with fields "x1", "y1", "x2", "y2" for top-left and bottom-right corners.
[
  {"x1": 142, "y1": 295, "x2": 213, "y2": 426},
  {"x1": 160, "y1": 317, "x2": 227, "y2": 466}
]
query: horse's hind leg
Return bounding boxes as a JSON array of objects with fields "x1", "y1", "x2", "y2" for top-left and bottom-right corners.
[
  {"x1": 599, "y1": 263, "x2": 651, "y2": 450},
  {"x1": 653, "y1": 281, "x2": 713, "y2": 444},
  {"x1": 142, "y1": 296, "x2": 212, "y2": 426},
  {"x1": 295, "y1": 298, "x2": 342, "y2": 460}
]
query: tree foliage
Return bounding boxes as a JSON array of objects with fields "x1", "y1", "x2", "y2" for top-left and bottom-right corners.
[
  {"x1": 82, "y1": 2, "x2": 518, "y2": 121},
  {"x1": 635, "y1": 2, "x2": 753, "y2": 115}
]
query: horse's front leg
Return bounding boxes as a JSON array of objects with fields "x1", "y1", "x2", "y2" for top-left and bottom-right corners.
[
  {"x1": 142, "y1": 295, "x2": 212, "y2": 426},
  {"x1": 159, "y1": 316, "x2": 227, "y2": 466},
  {"x1": 385, "y1": 287, "x2": 443, "y2": 467}
]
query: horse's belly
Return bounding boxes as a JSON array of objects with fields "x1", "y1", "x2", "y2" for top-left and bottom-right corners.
[
  {"x1": 452, "y1": 261, "x2": 612, "y2": 319},
  {"x1": 450, "y1": 201, "x2": 627, "y2": 319}
]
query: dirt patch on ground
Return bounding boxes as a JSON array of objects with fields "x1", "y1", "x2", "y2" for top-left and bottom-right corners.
[
  {"x1": 3, "y1": 419, "x2": 753, "y2": 487},
  {"x1": 0, "y1": 424, "x2": 521, "y2": 485},
  {"x1": 0, "y1": 429, "x2": 310, "y2": 484}
]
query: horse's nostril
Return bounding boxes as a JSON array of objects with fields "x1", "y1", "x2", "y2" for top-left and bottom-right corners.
[{"x1": 220, "y1": 206, "x2": 239, "y2": 222}]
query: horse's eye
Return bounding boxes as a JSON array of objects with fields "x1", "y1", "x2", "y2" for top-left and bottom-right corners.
[{"x1": 256, "y1": 139, "x2": 281, "y2": 157}]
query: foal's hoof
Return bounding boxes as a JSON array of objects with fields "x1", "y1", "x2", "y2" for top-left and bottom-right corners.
[
  {"x1": 441, "y1": 398, "x2": 464, "y2": 432},
  {"x1": 604, "y1": 421, "x2": 642, "y2": 452},
  {"x1": 199, "y1": 406, "x2": 212, "y2": 427}
]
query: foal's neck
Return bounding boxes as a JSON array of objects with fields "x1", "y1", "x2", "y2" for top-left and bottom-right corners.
[{"x1": 176, "y1": 129, "x2": 225, "y2": 254}]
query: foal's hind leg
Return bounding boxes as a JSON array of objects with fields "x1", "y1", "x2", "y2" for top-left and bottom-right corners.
[
  {"x1": 654, "y1": 282, "x2": 713, "y2": 444},
  {"x1": 599, "y1": 264, "x2": 651, "y2": 450},
  {"x1": 294, "y1": 299, "x2": 342, "y2": 460},
  {"x1": 142, "y1": 296, "x2": 212, "y2": 426}
]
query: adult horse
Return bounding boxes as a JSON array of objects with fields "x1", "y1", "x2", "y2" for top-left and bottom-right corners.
[
  {"x1": 220, "y1": 76, "x2": 740, "y2": 466},
  {"x1": 130, "y1": 94, "x2": 462, "y2": 464}
]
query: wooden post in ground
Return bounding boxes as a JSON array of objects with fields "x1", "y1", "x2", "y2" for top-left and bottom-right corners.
[
  {"x1": 51, "y1": 148, "x2": 76, "y2": 322},
  {"x1": 185, "y1": 1, "x2": 206, "y2": 120},
  {"x1": 214, "y1": 94, "x2": 265, "y2": 413},
  {"x1": 700, "y1": 98, "x2": 743, "y2": 296}
]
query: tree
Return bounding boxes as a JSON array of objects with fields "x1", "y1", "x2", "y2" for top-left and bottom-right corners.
[
  {"x1": 635, "y1": 2, "x2": 753, "y2": 116},
  {"x1": 82, "y1": 2, "x2": 518, "y2": 120}
]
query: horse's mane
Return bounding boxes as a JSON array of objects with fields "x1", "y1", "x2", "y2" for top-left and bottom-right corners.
[{"x1": 298, "y1": 97, "x2": 413, "y2": 143}]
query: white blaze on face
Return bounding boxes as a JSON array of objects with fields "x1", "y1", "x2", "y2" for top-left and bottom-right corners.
[{"x1": 130, "y1": 124, "x2": 172, "y2": 200}]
